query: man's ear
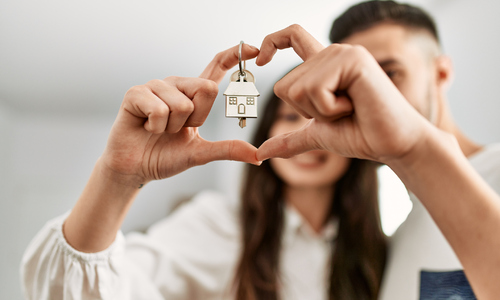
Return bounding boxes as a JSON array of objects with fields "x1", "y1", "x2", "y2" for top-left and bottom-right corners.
[{"x1": 435, "y1": 55, "x2": 454, "y2": 93}]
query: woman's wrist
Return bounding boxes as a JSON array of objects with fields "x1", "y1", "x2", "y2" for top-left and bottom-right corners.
[
  {"x1": 63, "y1": 158, "x2": 143, "y2": 253},
  {"x1": 97, "y1": 156, "x2": 149, "y2": 190}
]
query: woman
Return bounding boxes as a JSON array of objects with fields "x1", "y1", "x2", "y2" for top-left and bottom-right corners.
[
  {"x1": 236, "y1": 93, "x2": 386, "y2": 299},
  {"x1": 21, "y1": 44, "x2": 386, "y2": 300}
]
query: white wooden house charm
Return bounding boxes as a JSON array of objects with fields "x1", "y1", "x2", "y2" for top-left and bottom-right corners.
[{"x1": 223, "y1": 79, "x2": 260, "y2": 127}]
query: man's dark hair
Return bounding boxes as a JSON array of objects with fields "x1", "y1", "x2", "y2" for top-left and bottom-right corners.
[{"x1": 330, "y1": 0, "x2": 440, "y2": 45}]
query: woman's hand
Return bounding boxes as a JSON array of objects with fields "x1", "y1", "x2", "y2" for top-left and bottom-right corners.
[
  {"x1": 64, "y1": 43, "x2": 262, "y2": 252},
  {"x1": 101, "y1": 44, "x2": 262, "y2": 187}
]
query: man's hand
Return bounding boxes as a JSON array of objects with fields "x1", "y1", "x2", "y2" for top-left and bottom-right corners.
[
  {"x1": 255, "y1": 25, "x2": 431, "y2": 165},
  {"x1": 101, "y1": 44, "x2": 262, "y2": 187}
]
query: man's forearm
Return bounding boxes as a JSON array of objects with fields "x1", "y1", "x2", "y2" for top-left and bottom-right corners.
[{"x1": 389, "y1": 127, "x2": 500, "y2": 299}]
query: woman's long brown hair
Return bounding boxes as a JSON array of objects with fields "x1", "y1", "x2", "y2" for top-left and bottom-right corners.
[{"x1": 234, "y1": 92, "x2": 387, "y2": 300}]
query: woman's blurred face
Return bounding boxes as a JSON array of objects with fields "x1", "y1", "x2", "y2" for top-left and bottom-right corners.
[{"x1": 268, "y1": 101, "x2": 351, "y2": 189}]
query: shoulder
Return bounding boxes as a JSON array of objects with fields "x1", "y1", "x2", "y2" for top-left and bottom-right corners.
[
  {"x1": 469, "y1": 144, "x2": 500, "y2": 167},
  {"x1": 469, "y1": 144, "x2": 500, "y2": 194}
]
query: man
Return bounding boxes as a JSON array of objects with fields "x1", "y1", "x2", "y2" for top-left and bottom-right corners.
[
  {"x1": 256, "y1": 23, "x2": 500, "y2": 299},
  {"x1": 324, "y1": 1, "x2": 500, "y2": 298}
]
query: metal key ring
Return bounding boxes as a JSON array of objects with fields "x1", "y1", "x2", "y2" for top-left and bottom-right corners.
[{"x1": 238, "y1": 40, "x2": 246, "y2": 79}]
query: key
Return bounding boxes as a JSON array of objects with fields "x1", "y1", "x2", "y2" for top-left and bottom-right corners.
[{"x1": 223, "y1": 41, "x2": 260, "y2": 128}]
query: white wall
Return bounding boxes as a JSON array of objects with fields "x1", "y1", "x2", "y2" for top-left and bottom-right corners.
[
  {"x1": 431, "y1": 0, "x2": 500, "y2": 144},
  {"x1": 0, "y1": 103, "x2": 15, "y2": 296}
]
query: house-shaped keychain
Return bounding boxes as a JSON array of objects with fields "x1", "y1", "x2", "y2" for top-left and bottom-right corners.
[{"x1": 223, "y1": 78, "x2": 260, "y2": 126}]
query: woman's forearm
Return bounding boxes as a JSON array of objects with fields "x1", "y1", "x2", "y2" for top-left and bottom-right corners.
[{"x1": 63, "y1": 157, "x2": 143, "y2": 253}]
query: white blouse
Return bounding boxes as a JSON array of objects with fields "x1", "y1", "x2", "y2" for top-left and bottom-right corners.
[{"x1": 21, "y1": 190, "x2": 338, "y2": 300}]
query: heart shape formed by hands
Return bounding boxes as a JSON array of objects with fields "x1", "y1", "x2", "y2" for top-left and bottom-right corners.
[{"x1": 102, "y1": 24, "x2": 429, "y2": 188}]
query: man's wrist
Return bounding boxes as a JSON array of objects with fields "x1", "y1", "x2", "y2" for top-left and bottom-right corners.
[{"x1": 386, "y1": 124, "x2": 462, "y2": 192}]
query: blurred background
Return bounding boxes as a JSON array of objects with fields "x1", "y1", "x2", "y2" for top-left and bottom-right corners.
[{"x1": 1, "y1": 0, "x2": 499, "y2": 298}]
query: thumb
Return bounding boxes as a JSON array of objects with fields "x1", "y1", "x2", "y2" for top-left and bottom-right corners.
[
  {"x1": 195, "y1": 139, "x2": 261, "y2": 166},
  {"x1": 256, "y1": 127, "x2": 316, "y2": 161}
]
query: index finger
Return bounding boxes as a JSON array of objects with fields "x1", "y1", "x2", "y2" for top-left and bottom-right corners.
[
  {"x1": 199, "y1": 44, "x2": 260, "y2": 83},
  {"x1": 256, "y1": 127, "x2": 315, "y2": 161},
  {"x1": 168, "y1": 76, "x2": 219, "y2": 128},
  {"x1": 256, "y1": 24, "x2": 325, "y2": 66}
]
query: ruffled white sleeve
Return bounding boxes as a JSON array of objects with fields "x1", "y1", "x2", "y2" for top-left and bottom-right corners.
[
  {"x1": 20, "y1": 212, "x2": 164, "y2": 300},
  {"x1": 20, "y1": 190, "x2": 240, "y2": 300}
]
